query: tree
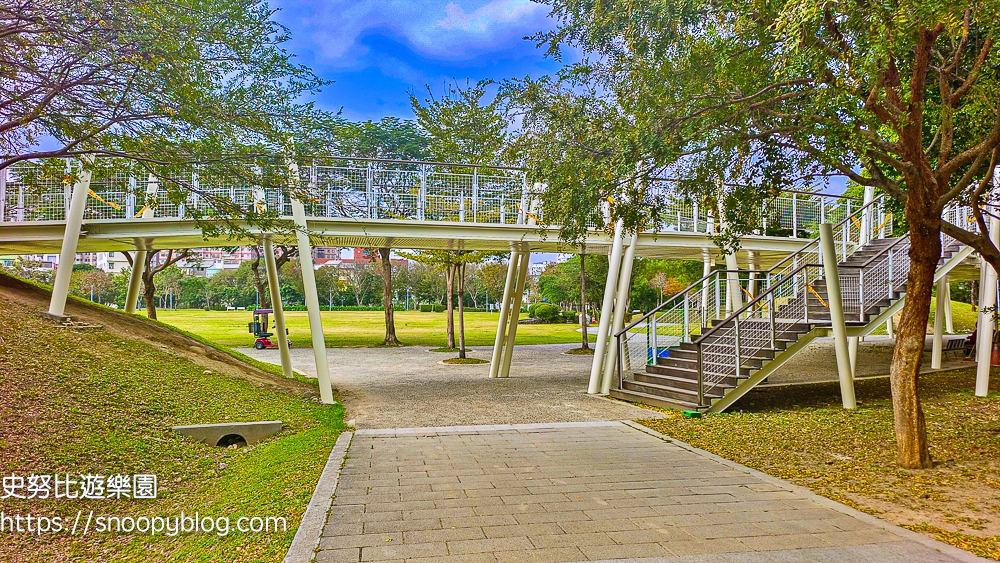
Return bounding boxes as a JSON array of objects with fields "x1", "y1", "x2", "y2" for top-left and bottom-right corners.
[
  {"x1": 124, "y1": 249, "x2": 194, "y2": 319},
  {"x1": 335, "y1": 117, "x2": 430, "y2": 160},
  {"x1": 476, "y1": 262, "x2": 509, "y2": 310},
  {"x1": 345, "y1": 261, "x2": 374, "y2": 307},
  {"x1": 410, "y1": 80, "x2": 509, "y2": 166},
  {"x1": 374, "y1": 248, "x2": 401, "y2": 346},
  {"x1": 249, "y1": 245, "x2": 297, "y2": 308},
  {"x1": 2, "y1": 0, "x2": 338, "y2": 240},
  {"x1": 77, "y1": 269, "x2": 114, "y2": 304},
  {"x1": 523, "y1": 0, "x2": 1000, "y2": 469}
]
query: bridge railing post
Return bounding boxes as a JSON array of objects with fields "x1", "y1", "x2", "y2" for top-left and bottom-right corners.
[
  {"x1": 472, "y1": 167, "x2": 478, "y2": 223},
  {"x1": 0, "y1": 167, "x2": 6, "y2": 222}
]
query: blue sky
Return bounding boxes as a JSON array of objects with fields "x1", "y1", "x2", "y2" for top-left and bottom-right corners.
[{"x1": 270, "y1": 0, "x2": 564, "y2": 121}]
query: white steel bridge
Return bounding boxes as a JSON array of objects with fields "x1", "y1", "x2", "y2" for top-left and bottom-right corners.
[{"x1": 0, "y1": 156, "x2": 990, "y2": 407}]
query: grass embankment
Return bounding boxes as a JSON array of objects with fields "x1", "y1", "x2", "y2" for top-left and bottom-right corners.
[
  {"x1": 0, "y1": 292, "x2": 346, "y2": 562},
  {"x1": 638, "y1": 369, "x2": 1000, "y2": 560},
  {"x1": 153, "y1": 309, "x2": 596, "y2": 348}
]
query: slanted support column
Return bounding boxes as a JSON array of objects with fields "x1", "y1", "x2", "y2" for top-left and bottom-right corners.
[
  {"x1": 820, "y1": 223, "x2": 857, "y2": 409},
  {"x1": 589, "y1": 219, "x2": 626, "y2": 394},
  {"x1": 944, "y1": 278, "x2": 954, "y2": 334},
  {"x1": 291, "y1": 199, "x2": 335, "y2": 405},
  {"x1": 48, "y1": 156, "x2": 93, "y2": 317},
  {"x1": 125, "y1": 174, "x2": 158, "y2": 314},
  {"x1": 976, "y1": 215, "x2": 1000, "y2": 397},
  {"x1": 124, "y1": 246, "x2": 148, "y2": 314},
  {"x1": 848, "y1": 337, "x2": 859, "y2": 377},
  {"x1": 700, "y1": 248, "x2": 711, "y2": 312},
  {"x1": 499, "y1": 250, "x2": 530, "y2": 378},
  {"x1": 931, "y1": 276, "x2": 947, "y2": 369},
  {"x1": 264, "y1": 237, "x2": 293, "y2": 378},
  {"x1": 489, "y1": 248, "x2": 520, "y2": 378},
  {"x1": 601, "y1": 231, "x2": 639, "y2": 394},
  {"x1": 747, "y1": 250, "x2": 757, "y2": 297}
]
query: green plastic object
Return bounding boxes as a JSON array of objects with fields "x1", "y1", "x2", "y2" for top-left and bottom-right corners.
[{"x1": 682, "y1": 410, "x2": 702, "y2": 419}]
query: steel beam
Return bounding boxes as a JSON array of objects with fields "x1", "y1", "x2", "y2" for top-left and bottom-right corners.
[{"x1": 601, "y1": 232, "x2": 638, "y2": 394}]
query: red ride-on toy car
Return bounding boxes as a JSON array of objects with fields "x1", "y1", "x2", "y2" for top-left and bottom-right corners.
[{"x1": 249, "y1": 309, "x2": 291, "y2": 350}]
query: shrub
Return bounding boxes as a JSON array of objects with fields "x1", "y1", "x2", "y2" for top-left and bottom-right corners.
[
  {"x1": 527, "y1": 303, "x2": 540, "y2": 318},
  {"x1": 433, "y1": 304, "x2": 446, "y2": 312},
  {"x1": 419, "y1": 304, "x2": 433, "y2": 312},
  {"x1": 533, "y1": 303, "x2": 562, "y2": 323}
]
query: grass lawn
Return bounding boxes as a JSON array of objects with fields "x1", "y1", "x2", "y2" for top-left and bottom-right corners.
[
  {"x1": 636, "y1": 368, "x2": 1000, "y2": 560},
  {"x1": 151, "y1": 309, "x2": 597, "y2": 348},
  {"x1": 0, "y1": 293, "x2": 346, "y2": 562}
]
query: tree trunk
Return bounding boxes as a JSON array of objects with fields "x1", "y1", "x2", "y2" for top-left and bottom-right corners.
[
  {"x1": 889, "y1": 207, "x2": 940, "y2": 469},
  {"x1": 379, "y1": 248, "x2": 400, "y2": 346},
  {"x1": 458, "y1": 262, "x2": 466, "y2": 358},
  {"x1": 250, "y1": 249, "x2": 270, "y2": 308},
  {"x1": 446, "y1": 263, "x2": 455, "y2": 349},
  {"x1": 580, "y1": 253, "x2": 589, "y2": 349},
  {"x1": 971, "y1": 279, "x2": 979, "y2": 310},
  {"x1": 142, "y1": 267, "x2": 157, "y2": 320}
]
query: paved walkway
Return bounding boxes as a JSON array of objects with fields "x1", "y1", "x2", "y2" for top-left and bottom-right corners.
[
  {"x1": 242, "y1": 344, "x2": 662, "y2": 428},
  {"x1": 305, "y1": 422, "x2": 982, "y2": 563}
]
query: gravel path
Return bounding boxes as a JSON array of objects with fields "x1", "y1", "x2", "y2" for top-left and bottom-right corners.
[{"x1": 240, "y1": 344, "x2": 663, "y2": 429}]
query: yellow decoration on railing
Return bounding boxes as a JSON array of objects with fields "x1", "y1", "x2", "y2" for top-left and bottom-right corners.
[
  {"x1": 134, "y1": 206, "x2": 148, "y2": 218},
  {"x1": 88, "y1": 189, "x2": 121, "y2": 210},
  {"x1": 517, "y1": 202, "x2": 546, "y2": 226},
  {"x1": 873, "y1": 212, "x2": 892, "y2": 234},
  {"x1": 806, "y1": 283, "x2": 829, "y2": 309}
]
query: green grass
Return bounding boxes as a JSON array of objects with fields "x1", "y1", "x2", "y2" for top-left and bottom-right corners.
[
  {"x1": 637, "y1": 369, "x2": 1000, "y2": 560},
  {"x1": 0, "y1": 294, "x2": 346, "y2": 562},
  {"x1": 151, "y1": 309, "x2": 596, "y2": 348}
]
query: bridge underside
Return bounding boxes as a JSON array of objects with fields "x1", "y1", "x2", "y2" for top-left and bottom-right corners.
[{"x1": 1, "y1": 217, "x2": 812, "y2": 266}]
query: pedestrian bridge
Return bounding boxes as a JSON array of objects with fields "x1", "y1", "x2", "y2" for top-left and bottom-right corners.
[{"x1": 7, "y1": 155, "x2": 983, "y2": 409}]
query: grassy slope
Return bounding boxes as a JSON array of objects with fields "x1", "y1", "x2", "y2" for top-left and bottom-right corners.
[
  {"x1": 152, "y1": 309, "x2": 596, "y2": 348},
  {"x1": 0, "y1": 293, "x2": 345, "y2": 562},
  {"x1": 638, "y1": 369, "x2": 1000, "y2": 560}
]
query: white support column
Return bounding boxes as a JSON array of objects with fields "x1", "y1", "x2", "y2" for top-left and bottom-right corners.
[
  {"x1": 264, "y1": 237, "x2": 293, "y2": 378},
  {"x1": 747, "y1": 250, "x2": 757, "y2": 298},
  {"x1": 724, "y1": 251, "x2": 742, "y2": 313},
  {"x1": 489, "y1": 249, "x2": 520, "y2": 378},
  {"x1": 931, "y1": 276, "x2": 946, "y2": 369},
  {"x1": 589, "y1": 219, "x2": 626, "y2": 394},
  {"x1": 125, "y1": 175, "x2": 159, "y2": 314},
  {"x1": 700, "y1": 248, "x2": 711, "y2": 312},
  {"x1": 886, "y1": 316, "x2": 894, "y2": 339},
  {"x1": 499, "y1": 250, "x2": 530, "y2": 378},
  {"x1": 601, "y1": 232, "x2": 638, "y2": 394},
  {"x1": 292, "y1": 199, "x2": 334, "y2": 404},
  {"x1": 48, "y1": 156, "x2": 93, "y2": 317},
  {"x1": 976, "y1": 215, "x2": 1000, "y2": 397},
  {"x1": 820, "y1": 223, "x2": 857, "y2": 409},
  {"x1": 944, "y1": 278, "x2": 954, "y2": 334},
  {"x1": 848, "y1": 337, "x2": 859, "y2": 378},
  {"x1": 124, "y1": 247, "x2": 147, "y2": 314},
  {"x1": 860, "y1": 186, "x2": 875, "y2": 246}
]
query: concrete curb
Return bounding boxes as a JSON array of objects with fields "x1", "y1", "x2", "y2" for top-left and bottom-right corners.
[
  {"x1": 283, "y1": 431, "x2": 353, "y2": 563},
  {"x1": 620, "y1": 420, "x2": 990, "y2": 563}
]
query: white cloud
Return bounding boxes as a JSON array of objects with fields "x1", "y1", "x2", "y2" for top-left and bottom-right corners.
[{"x1": 280, "y1": 0, "x2": 550, "y2": 65}]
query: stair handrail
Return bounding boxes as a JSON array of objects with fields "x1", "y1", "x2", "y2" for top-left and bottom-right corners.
[
  {"x1": 614, "y1": 269, "x2": 766, "y2": 338},
  {"x1": 764, "y1": 193, "x2": 891, "y2": 278}
]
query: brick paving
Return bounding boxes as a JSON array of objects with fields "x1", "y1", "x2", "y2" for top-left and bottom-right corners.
[{"x1": 314, "y1": 422, "x2": 983, "y2": 563}]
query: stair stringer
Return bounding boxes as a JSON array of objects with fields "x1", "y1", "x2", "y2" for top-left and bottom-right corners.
[
  {"x1": 707, "y1": 242, "x2": 975, "y2": 413},
  {"x1": 706, "y1": 327, "x2": 827, "y2": 413},
  {"x1": 846, "y1": 243, "x2": 974, "y2": 338}
]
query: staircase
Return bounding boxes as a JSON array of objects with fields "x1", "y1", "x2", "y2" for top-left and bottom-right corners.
[{"x1": 610, "y1": 201, "x2": 975, "y2": 412}]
